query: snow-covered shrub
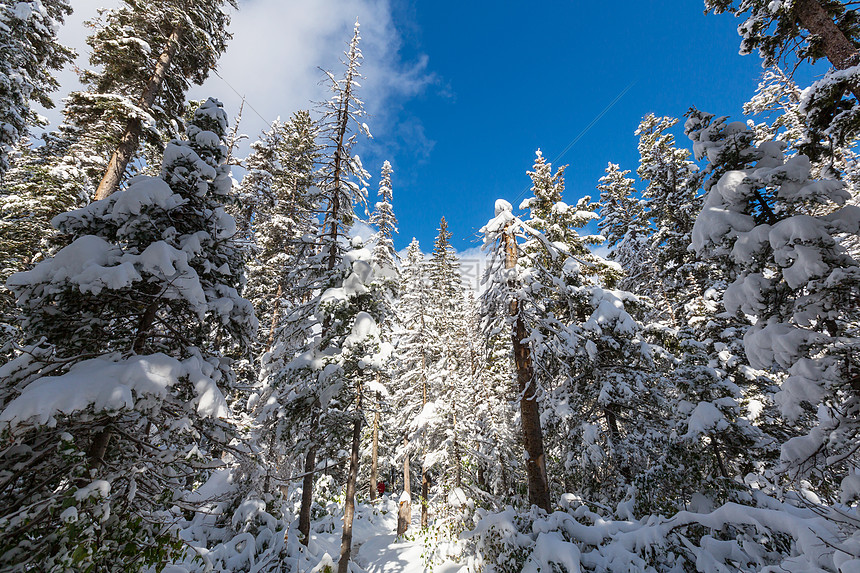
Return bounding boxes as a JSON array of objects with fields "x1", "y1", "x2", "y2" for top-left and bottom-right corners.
[{"x1": 464, "y1": 491, "x2": 857, "y2": 573}]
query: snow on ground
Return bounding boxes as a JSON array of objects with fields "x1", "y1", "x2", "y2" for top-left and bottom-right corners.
[{"x1": 302, "y1": 495, "x2": 467, "y2": 573}]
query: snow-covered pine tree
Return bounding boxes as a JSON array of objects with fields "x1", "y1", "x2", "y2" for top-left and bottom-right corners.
[
  {"x1": 482, "y1": 151, "x2": 669, "y2": 512},
  {"x1": 633, "y1": 114, "x2": 702, "y2": 324},
  {"x1": 465, "y1": 291, "x2": 521, "y2": 507},
  {"x1": 242, "y1": 111, "x2": 321, "y2": 351},
  {"x1": 0, "y1": 133, "x2": 91, "y2": 358},
  {"x1": 0, "y1": 97, "x2": 256, "y2": 571},
  {"x1": 596, "y1": 162, "x2": 650, "y2": 290},
  {"x1": 253, "y1": 23, "x2": 373, "y2": 573},
  {"x1": 366, "y1": 160, "x2": 399, "y2": 501},
  {"x1": 745, "y1": 66, "x2": 860, "y2": 192},
  {"x1": 521, "y1": 150, "x2": 610, "y2": 282},
  {"x1": 391, "y1": 237, "x2": 435, "y2": 532},
  {"x1": 62, "y1": 0, "x2": 236, "y2": 200},
  {"x1": 705, "y1": 0, "x2": 860, "y2": 158},
  {"x1": 0, "y1": 0, "x2": 73, "y2": 177},
  {"x1": 426, "y1": 218, "x2": 470, "y2": 504},
  {"x1": 687, "y1": 110, "x2": 860, "y2": 501}
]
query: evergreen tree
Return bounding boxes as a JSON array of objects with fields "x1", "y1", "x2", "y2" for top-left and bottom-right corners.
[
  {"x1": 425, "y1": 218, "x2": 470, "y2": 509},
  {"x1": 242, "y1": 111, "x2": 321, "y2": 351},
  {"x1": 705, "y1": 0, "x2": 860, "y2": 155},
  {"x1": 0, "y1": 134, "x2": 89, "y2": 349},
  {"x1": 62, "y1": 0, "x2": 237, "y2": 200},
  {"x1": 687, "y1": 110, "x2": 860, "y2": 500},
  {"x1": 366, "y1": 160, "x2": 399, "y2": 501},
  {"x1": 0, "y1": 97, "x2": 256, "y2": 571},
  {"x1": 634, "y1": 114, "x2": 702, "y2": 323},
  {"x1": 0, "y1": 0, "x2": 73, "y2": 176},
  {"x1": 392, "y1": 238, "x2": 435, "y2": 532},
  {"x1": 253, "y1": 23, "x2": 372, "y2": 573},
  {"x1": 596, "y1": 162, "x2": 651, "y2": 293}
]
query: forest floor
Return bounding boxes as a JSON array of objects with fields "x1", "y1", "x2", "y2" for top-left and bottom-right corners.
[{"x1": 300, "y1": 496, "x2": 467, "y2": 573}]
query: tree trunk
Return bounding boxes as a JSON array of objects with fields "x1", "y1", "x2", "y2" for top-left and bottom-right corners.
[
  {"x1": 87, "y1": 425, "x2": 112, "y2": 471},
  {"x1": 370, "y1": 388, "x2": 380, "y2": 500},
  {"x1": 794, "y1": 0, "x2": 860, "y2": 101},
  {"x1": 397, "y1": 437, "x2": 411, "y2": 536},
  {"x1": 266, "y1": 284, "x2": 282, "y2": 352},
  {"x1": 451, "y1": 374, "x2": 461, "y2": 489},
  {"x1": 338, "y1": 391, "x2": 362, "y2": 573},
  {"x1": 504, "y1": 222, "x2": 551, "y2": 513},
  {"x1": 421, "y1": 471, "x2": 430, "y2": 528},
  {"x1": 95, "y1": 25, "x2": 183, "y2": 201},
  {"x1": 298, "y1": 446, "x2": 317, "y2": 546}
]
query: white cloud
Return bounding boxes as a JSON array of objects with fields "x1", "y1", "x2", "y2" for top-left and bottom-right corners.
[
  {"x1": 349, "y1": 219, "x2": 377, "y2": 244},
  {"x1": 38, "y1": 0, "x2": 435, "y2": 159}
]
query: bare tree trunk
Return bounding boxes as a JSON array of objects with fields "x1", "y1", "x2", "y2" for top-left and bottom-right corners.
[
  {"x1": 298, "y1": 446, "x2": 317, "y2": 546},
  {"x1": 420, "y1": 349, "x2": 429, "y2": 528},
  {"x1": 87, "y1": 425, "x2": 112, "y2": 471},
  {"x1": 421, "y1": 471, "x2": 430, "y2": 528},
  {"x1": 95, "y1": 25, "x2": 183, "y2": 200},
  {"x1": 370, "y1": 387, "x2": 380, "y2": 500},
  {"x1": 338, "y1": 390, "x2": 362, "y2": 573},
  {"x1": 397, "y1": 436, "x2": 411, "y2": 536},
  {"x1": 266, "y1": 284, "x2": 282, "y2": 352},
  {"x1": 503, "y1": 222, "x2": 551, "y2": 512}
]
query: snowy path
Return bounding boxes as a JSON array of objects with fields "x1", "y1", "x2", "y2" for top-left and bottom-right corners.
[{"x1": 306, "y1": 496, "x2": 466, "y2": 573}]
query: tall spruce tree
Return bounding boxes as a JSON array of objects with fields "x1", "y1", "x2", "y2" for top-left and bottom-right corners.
[
  {"x1": 62, "y1": 0, "x2": 237, "y2": 200},
  {"x1": 597, "y1": 162, "x2": 650, "y2": 290},
  {"x1": 0, "y1": 97, "x2": 256, "y2": 571},
  {"x1": 367, "y1": 160, "x2": 399, "y2": 501},
  {"x1": 687, "y1": 110, "x2": 860, "y2": 500},
  {"x1": 253, "y1": 23, "x2": 373, "y2": 573},
  {"x1": 0, "y1": 0, "x2": 73, "y2": 177},
  {"x1": 392, "y1": 238, "x2": 435, "y2": 532},
  {"x1": 242, "y1": 112, "x2": 321, "y2": 351}
]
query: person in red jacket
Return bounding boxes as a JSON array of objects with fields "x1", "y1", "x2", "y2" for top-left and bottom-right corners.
[{"x1": 377, "y1": 481, "x2": 386, "y2": 496}]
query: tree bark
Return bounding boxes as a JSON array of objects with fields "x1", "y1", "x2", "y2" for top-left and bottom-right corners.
[
  {"x1": 504, "y1": 221, "x2": 551, "y2": 513},
  {"x1": 338, "y1": 390, "x2": 362, "y2": 573},
  {"x1": 265, "y1": 284, "x2": 282, "y2": 352},
  {"x1": 451, "y1": 374, "x2": 461, "y2": 489},
  {"x1": 298, "y1": 446, "x2": 317, "y2": 546},
  {"x1": 370, "y1": 388, "x2": 380, "y2": 500},
  {"x1": 421, "y1": 471, "x2": 430, "y2": 528},
  {"x1": 87, "y1": 425, "x2": 112, "y2": 471},
  {"x1": 397, "y1": 437, "x2": 411, "y2": 536},
  {"x1": 95, "y1": 25, "x2": 183, "y2": 201},
  {"x1": 793, "y1": 0, "x2": 860, "y2": 101}
]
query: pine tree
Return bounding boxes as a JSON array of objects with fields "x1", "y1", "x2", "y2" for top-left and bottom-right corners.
[
  {"x1": 426, "y1": 218, "x2": 471, "y2": 507},
  {"x1": 634, "y1": 114, "x2": 702, "y2": 324},
  {"x1": 392, "y1": 238, "x2": 434, "y2": 533},
  {"x1": 367, "y1": 160, "x2": 399, "y2": 501},
  {"x1": 62, "y1": 0, "x2": 237, "y2": 200},
  {"x1": 470, "y1": 299, "x2": 520, "y2": 505},
  {"x1": 0, "y1": 97, "x2": 256, "y2": 571},
  {"x1": 705, "y1": 0, "x2": 860, "y2": 155},
  {"x1": 242, "y1": 111, "x2": 321, "y2": 351},
  {"x1": 0, "y1": 0, "x2": 73, "y2": 176},
  {"x1": 596, "y1": 162, "x2": 650, "y2": 290},
  {"x1": 687, "y1": 110, "x2": 860, "y2": 500},
  {"x1": 0, "y1": 134, "x2": 89, "y2": 347},
  {"x1": 253, "y1": 23, "x2": 372, "y2": 573}
]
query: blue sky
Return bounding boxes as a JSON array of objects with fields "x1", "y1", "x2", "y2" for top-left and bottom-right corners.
[
  {"x1": 46, "y1": 1, "x2": 815, "y2": 258},
  {"x1": 364, "y1": 1, "x2": 772, "y2": 253}
]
